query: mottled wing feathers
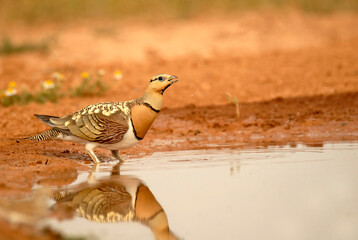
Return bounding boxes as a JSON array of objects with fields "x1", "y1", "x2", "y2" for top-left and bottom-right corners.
[
  {"x1": 67, "y1": 112, "x2": 129, "y2": 144},
  {"x1": 49, "y1": 117, "x2": 70, "y2": 130},
  {"x1": 61, "y1": 183, "x2": 133, "y2": 222},
  {"x1": 40, "y1": 102, "x2": 131, "y2": 144}
]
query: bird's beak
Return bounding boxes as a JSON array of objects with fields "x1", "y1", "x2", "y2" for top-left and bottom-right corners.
[{"x1": 169, "y1": 75, "x2": 178, "y2": 83}]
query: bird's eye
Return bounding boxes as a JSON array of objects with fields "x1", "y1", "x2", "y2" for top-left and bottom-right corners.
[{"x1": 158, "y1": 76, "x2": 164, "y2": 81}]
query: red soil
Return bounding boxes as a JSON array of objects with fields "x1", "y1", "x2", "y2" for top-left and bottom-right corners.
[{"x1": 0, "y1": 12, "x2": 358, "y2": 196}]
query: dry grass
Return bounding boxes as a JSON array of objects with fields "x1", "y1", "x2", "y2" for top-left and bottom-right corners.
[
  {"x1": 0, "y1": 36, "x2": 51, "y2": 55},
  {"x1": 226, "y1": 93, "x2": 240, "y2": 117}
]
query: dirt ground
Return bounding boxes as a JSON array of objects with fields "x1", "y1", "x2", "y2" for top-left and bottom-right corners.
[{"x1": 0, "y1": 11, "x2": 358, "y2": 239}]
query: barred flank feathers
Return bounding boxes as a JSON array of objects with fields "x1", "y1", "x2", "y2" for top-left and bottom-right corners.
[{"x1": 28, "y1": 128, "x2": 61, "y2": 141}]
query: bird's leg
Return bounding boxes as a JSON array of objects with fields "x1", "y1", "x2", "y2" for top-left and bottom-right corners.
[
  {"x1": 87, "y1": 164, "x2": 99, "y2": 184},
  {"x1": 111, "y1": 162, "x2": 122, "y2": 176},
  {"x1": 85, "y1": 144, "x2": 100, "y2": 164},
  {"x1": 111, "y1": 150, "x2": 125, "y2": 162}
]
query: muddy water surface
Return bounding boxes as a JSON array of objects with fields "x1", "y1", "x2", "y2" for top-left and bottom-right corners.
[{"x1": 2, "y1": 142, "x2": 358, "y2": 240}]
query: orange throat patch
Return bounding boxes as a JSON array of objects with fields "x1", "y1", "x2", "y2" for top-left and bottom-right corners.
[{"x1": 131, "y1": 104, "x2": 158, "y2": 139}]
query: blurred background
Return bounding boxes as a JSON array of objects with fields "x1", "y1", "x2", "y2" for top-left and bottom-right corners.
[
  {"x1": 0, "y1": 0, "x2": 358, "y2": 108},
  {"x1": 1, "y1": 0, "x2": 358, "y2": 23}
]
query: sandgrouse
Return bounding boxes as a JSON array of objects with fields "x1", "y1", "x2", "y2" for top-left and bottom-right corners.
[
  {"x1": 49, "y1": 165, "x2": 178, "y2": 239},
  {"x1": 24, "y1": 74, "x2": 178, "y2": 163}
]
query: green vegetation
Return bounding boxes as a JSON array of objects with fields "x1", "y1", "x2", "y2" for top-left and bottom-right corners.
[
  {"x1": 71, "y1": 72, "x2": 108, "y2": 97},
  {"x1": 0, "y1": 36, "x2": 51, "y2": 55},
  {"x1": 0, "y1": 81, "x2": 63, "y2": 107},
  {"x1": 0, "y1": 0, "x2": 357, "y2": 25},
  {"x1": 0, "y1": 71, "x2": 110, "y2": 107},
  {"x1": 35, "y1": 84, "x2": 64, "y2": 104}
]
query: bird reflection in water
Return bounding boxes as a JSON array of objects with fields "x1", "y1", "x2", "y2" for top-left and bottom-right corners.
[
  {"x1": 0, "y1": 163, "x2": 179, "y2": 240},
  {"x1": 50, "y1": 163, "x2": 179, "y2": 240}
]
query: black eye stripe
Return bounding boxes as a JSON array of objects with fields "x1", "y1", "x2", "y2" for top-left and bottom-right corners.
[{"x1": 150, "y1": 76, "x2": 165, "y2": 82}]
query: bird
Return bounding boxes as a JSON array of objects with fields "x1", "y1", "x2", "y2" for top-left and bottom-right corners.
[
  {"x1": 22, "y1": 74, "x2": 178, "y2": 164},
  {"x1": 49, "y1": 164, "x2": 178, "y2": 239}
]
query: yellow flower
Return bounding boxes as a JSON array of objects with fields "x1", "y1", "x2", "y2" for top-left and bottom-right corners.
[
  {"x1": 42, "y1": 79, "x2": 55, "y2": 90},
  {"x1": 5, "y1": 88, "x2": 17, "y2": 97},
  {"x1": 114, "y1": 70, "x2": 123, "y2": 80},
  {"x1": 8, "y1": 81, "x2": 16, "y2": 88},
  {"x1": 81, "y1": 72, "x2": 90, "y2": 79}
]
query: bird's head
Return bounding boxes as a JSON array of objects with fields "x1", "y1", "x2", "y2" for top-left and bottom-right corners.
[{"x1": 148, "y1": 74, "x2": 178, "y2": 95}]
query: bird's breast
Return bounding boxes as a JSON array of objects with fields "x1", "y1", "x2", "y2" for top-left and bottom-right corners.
[{"x1": 131, "y1": 104, "x2": 158, "y2": 139}]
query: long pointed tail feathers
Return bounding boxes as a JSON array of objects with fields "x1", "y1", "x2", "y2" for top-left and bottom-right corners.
[
  {"x1": 34, "y1": 114, "x2": 59, "y2": 128},
  {"x1": 1, "y1": 128, "x2": 61, "y2": 142},
  {"x1": 25, "y1": 128, "x2": 61, "y2": 141},
  {"x1": 0, "y1": 114, "x2": 61, "y2": 142}
]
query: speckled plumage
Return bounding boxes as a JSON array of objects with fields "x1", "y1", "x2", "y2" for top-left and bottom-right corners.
[
  {"x1": 26, "y1": 74, "x2": 178, "y2": 163},
  {"x1": 48, "y1": 171, "x2": 178, "y2": 239},
  {"x1": 27, "y1": 128, "x2": 62, "y2": 141}
]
